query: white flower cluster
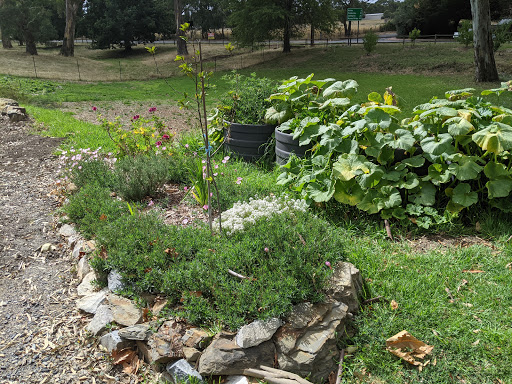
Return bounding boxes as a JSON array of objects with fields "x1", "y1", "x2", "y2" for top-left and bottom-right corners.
[{"x1": 215, "y1": 195, "x2": 308, "y2": 236}]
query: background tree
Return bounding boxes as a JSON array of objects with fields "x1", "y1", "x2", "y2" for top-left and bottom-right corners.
[
  {"x1": 185, "y1": 0, "x2": 228, "y2": 38},
  {"x1": 175, "y1": 0, "x2": 188, "y2": 55},
  {"x1": 469, "y1": 0, "x2": 498, "y2": 82},
  {"x1": 83, "y1": 0, "x2": 170, "y2": 51},
  {"x1": 301, "y1": 0, "x2": 337, "y2": 46},
  {"x1": 61, "y1": 0, "x2": 84, "y2": 56},
  {"x1": 0, "y1": 0, "x2": 58, "y2": 55},
  {"x1": 0, "y1": 0, "x2": 13, "y2": 48}
]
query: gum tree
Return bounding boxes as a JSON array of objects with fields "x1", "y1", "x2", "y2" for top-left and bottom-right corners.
[{"x1": 60, "y1": 0, "x2": 84, "y2": 57}]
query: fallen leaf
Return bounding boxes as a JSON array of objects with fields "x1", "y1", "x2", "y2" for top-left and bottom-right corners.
[
  {"x1": 506, "y1": 262, "x2": 512, "y2": 270},
  {"x1": 122, "y1": 354, "x2": 139, "y2": 374},
  {"x1": 472, "y1": 339, "x2": 480, "y2": 346},
  {"x1": 99, "y1": 214, "x2": 107, "y2": 221},
  {"x1": 473, "y1": 329, "x2": 481, "y2": 333},
  {"x1": 462, "y1": 303, "x2": 473, "y2": 307},
  {"x1": 390, "y1": 300, "x2": 399, "y2": 310},
  {"x1": 112, "y1": 348, "x2": 136, "y2": 366},
  {"x1": 475, "y1": 221, "x2": 481, "y2": 232},
  {"x1": 457, "y1": 279, "x2": 468, "y2": 293},
  {"x1": 386, "y1": 330, "x2": 434, "y2": 369},
  {"x1": 462, "y1": 270, "x2": 485, "y2": 273},
  {"x1": 142, "y1": 308, "x2": 150, "y2": 322}
]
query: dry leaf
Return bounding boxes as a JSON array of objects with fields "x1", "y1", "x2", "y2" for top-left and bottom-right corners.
[
  {"x1": 112, "y1": 348, "x2": 136, "y2": 366},
  {"x1": 390, "y1": 300, "x2": 399, "y2": 310},
  {"x1": 99, "y1": 214, "x2": 107, "y2": 221},
  {"x1": 472, "y1": 339, "x2": 480, "y2": 346},
  {"x1": 386, "y1": 330, "x2": 434, "y2": 369},
  {"x1": 122, "y1": 354, "x2": 139, "y2": 374},
  {"x1": 506, "y1": 262, "x2": 512, "y2": 270},
  {"x1": 457, "y1": 279, "x2": 468, "y2": 293},
  {"x1": 462, "y1": 270, "x2": 485, "y2": 273},
  {"x1": 473, "y1": 329, "x2": 481, "y2": 333},
  {"x1": 462, "y1": 303, "x2": 473, "y2": 307},
  {"x1": 475, "y1": 221, "x2": 481, "y2": 232},
  {"x1": 431, "y1": 329, "x2": 440, "y2": 336},
  {"x1": 142, "y1": 308, "x2": 150, "y2": 323}
]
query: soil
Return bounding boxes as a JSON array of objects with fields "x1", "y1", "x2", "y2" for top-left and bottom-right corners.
[{"x1": 0, "y1": 115, "x2": 156, "y2": 383}]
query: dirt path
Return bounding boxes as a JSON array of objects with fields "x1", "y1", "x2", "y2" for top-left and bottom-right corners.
[{"x1": 0, "y1": 115, "x2": 104, "y2": 383}]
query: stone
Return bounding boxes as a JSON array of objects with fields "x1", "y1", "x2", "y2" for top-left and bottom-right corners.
[
  {"x1": 68, "y1": 235, "x2": 80, "y2": 250},
  {"x1": 99, "y1": 331, "x2": 134, "y2": 353},
  {"x1": 0, "y1": 98, "x2": 18, "y2": 113},
  {"x1": 235, "y1": 317, "x2": 283, "y2": 349},
  {"x1": 108, "y1": 294, "x2": 142, "y2": 327},
  {"x1": 137, "y1": 320, "x2": 187, "y2": 364},
  {"x1": 151, "y1": 298, "x2": 169, "y2": 316},
  {"x1": 118, "y1": 324, "x2": 152, "y2": 341},
  {"x1": 76, "y1": 289, "x2": 108, "y2": 314},
  {"x1": 86, "y1": 305, "x2": 114, "y2": 336},
  {"x1": 8, "y1": 110, "x2": 26, "y2": 122},
  {"x1": 107, "y1": 270, "x2": 124, "y2": 291},
  {"x1": 77, "y1": 256, "x2": 92, "y2": 282},
  {"x1": 198, "y1": 332, "x2": 275, "y2": 376},
  {"x1": 274, "y1": 301, "x2": 349, "y2": 382},
  {"x1": 166, "y1": 359, "x2": 203, "y2": 384},
  {"x1": 181, "y1": 328, "x2": 212, "y2": 349},
  {"x1": 77, "y1": 271, "x2": 98, "y2": 297},
  {"x1": 40, "y1": 243, "x2": 55, "y2": 253},
  {"x1": 183, "y1": 347, "x2": 201, "y2": 363},
  {"x1": 59, "y1": 224, "x2": 76, "y2": 237},
  {"x1": 225, "y1": 376, "x2": 249, "y2": 384},
  {"x1": 323, "y1": 262, "x2": 363, "y2": 314}
]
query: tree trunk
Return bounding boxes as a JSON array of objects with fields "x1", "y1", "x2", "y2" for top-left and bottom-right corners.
[
  {"x1": 174, "y1": 0, "x2": 188, "y2": 55},
  {"x1": 1, "y1": 26, "x2": 13, "y2": 48},
  {"x1": 310, "y1": 25, "x2": 315, "y2": 46},
  {"x1": 61, "y1": 0, "x2": 83, "y2": 57},
  {"x1": 470, "y1": 0, "x2": 499, "y2": 82},
  {"x1": 282, "y1": 0, "x2": 292, "y2": 53},
  {"x1": 25, "y1": 32, "x2": 37, "y2": 55}
]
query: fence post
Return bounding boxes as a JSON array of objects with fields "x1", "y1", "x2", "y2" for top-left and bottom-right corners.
[
  {"x1": 435, "y1": 34, "x2": 437, "y2": 44},
  {"x1": 119, "y1": 61, "x2": 122, "y2": 81},
  {"x1": 76, "y1": 58, "x2": 81, "y2": 81},
  {"x1": 32, "y1": 56, "x2": 37, "y2": 79}
]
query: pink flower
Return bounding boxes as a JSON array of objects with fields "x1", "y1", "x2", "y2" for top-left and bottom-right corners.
[
  {"x1": 184, "y1": 186, "x2": 189, "y2": 191},
  {"x1": 132, "y1": 114, "x2": 140, "y2": 120},
  {"x1": 156, "y1": 141, "x2": 162, "y2": 147},
  {"x1": 325, "y1": 261, "x2": 332, "y2": 269},
  {"x1": 92, "y1": 106, "x2": 97, "y2": 111},
  {"x1": 149, "y1": 107, "x2": 157, "y2": 113},
  {"x1": 162, "y1": 134, "x2": 170, "y2": 140},
  {"x1": 148, "y1": 200, "x2": 154, "y2": 207},
  {"x1": 202, "y1": 205, "x2": 209, "y2": 210},
  {"x1": 162, "y1": 146, "x2": 166, "y2": 150},
  {"x1": 193, "y1": 152, "x2": 197, "y2": 157},
  {"x1": 213, "y1": 173, "x2": 218, "y2": 176},
  {"x1": 214, "y1": 164, "x2": 219, "y2": 169},
  {"x1": 210, "y1": 192, "x2": 213, "y2": 197},
  {"x1": 264, "y1": 247, "x2": 269, "y2": 253},
  {"x1": 182, "y1": 218, "x2": 189, "y2": 225},
  {"x1": 236, "y1": 177, "x2": 243, "y2": 185}
]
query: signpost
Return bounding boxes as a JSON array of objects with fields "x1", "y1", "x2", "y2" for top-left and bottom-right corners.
[{"x1": 347, "y1": 8, "x2": 363, "y2": 45}]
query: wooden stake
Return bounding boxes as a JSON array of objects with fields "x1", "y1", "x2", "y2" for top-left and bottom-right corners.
[
  {"x1": 32, "y1": 56, "x2": 38, "y2": 78},
  {"x1": 335, "y1": 349, "x2": 345, "y2": 384},
  {"x1": 384, "y1": 219, "x2": 394, "y2": 241}
]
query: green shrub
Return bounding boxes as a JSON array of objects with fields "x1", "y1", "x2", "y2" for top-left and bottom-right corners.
[
  {"x1": 363, "y1": 29, "x2": 379, "y2": 55},
  {"x1": 455, "y1": 20, "x2": 473, "y2": 48},
  {"x1": 71, "y1": 159, "x2": 115, "y2": 189},
  {"x1": 64, "y1": 184, "x2": 128, "y2": 238},
  {"x1": 409, "y1": 27, "x2": 421, "y2": 45},
  {"x1": 112, "y1": 154, "x2": 171, "y2": 201}
]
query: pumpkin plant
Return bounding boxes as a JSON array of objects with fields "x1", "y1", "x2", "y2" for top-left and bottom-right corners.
[{"x1": 277, "y1": 79, "x2": 512, "y2": 228}]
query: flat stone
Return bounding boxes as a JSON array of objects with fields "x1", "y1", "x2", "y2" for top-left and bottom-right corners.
[
  {"x1": 8, "y1": 111, "x2": 26, "y2": 122},
  {"x1": 151, "y1": 298, "x2": 168, "y2": 316},
  {"x1": 166, "y1": 359, "x2": 203, "y2": 384},
  {"x1": 118, "y1": 324, "x2": 152, "y2": 341},
  {"x1": 235, "y1": 318, "x2": 282, "y2": 349},
  {"x1": 225, "y1": 376, "x2": 250, "y2": 384},
  {"x1": 99, "y1": 331, "x2": 134, "y2": 353},
  {"x1": 108, "y1": 294, "x2": 142, "y2": 326},
  {"x1": 0, "y1": 98, "x2": 18, "y2": 113},
  {"x1": 86, "y1": 305, "x2": 114, "y2": 336},
  {"x1": 77, "y1": 271, "x2": 98, "y2": 297},
  {"x1": 198, "y1": 332, "x2": 275, "y2": 376},
  {"x1": 323, "y1": 262, "x2": 363, "y2": 314},
  {"x1": 183, "y1": 347, "x2": 201, "y2": 363},
  {"x1": 59, "y1": 224, "x2": 76, "y2": 237},
  {"x1": 107, "y1": 270, "x2": 124, "y2": 291},
  {"x1": 181, "y1": 328, "x2": 212, "y2": 349},
  {"x1": 77, "y1": 256, "x2": 92, "y2": 282},
  {"x1": 76, "y1": 289, "x2": 108, "y2": 314},
  {"x1": 286, "y1": 302, "x2": 330, "y2": 329},
  {"x1": 40, "y1": 243, "x2": 55, "y2": 253},
  {"x1": 68, "y1": 235, "x2": 80, "y2": 250}
]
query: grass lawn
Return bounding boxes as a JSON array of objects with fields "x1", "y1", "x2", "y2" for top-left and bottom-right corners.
[{"x1": 2, "y1": 41, "x2": 512, "y2": 383}]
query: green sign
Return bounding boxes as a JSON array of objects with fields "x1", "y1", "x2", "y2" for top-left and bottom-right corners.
[{"x1": 347, "y1": 8, "x2": 363, "y2": 21}]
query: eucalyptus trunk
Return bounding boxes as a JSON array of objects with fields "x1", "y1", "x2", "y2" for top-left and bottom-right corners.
[
  {"x1": 24, "y1": 30, "x2": 37, "y2": 55},
  {"x1": 282, "y1": 0, "x2": 292, "y2": 53},
  {"x1": 310, "y1": 25, "x2": 315, "y2": 46},
  {"x1": 470, "y1": 0, "x2": 499, "y2": 82},
  {"x1": 174, "y1": 0, "x2": 188, "y2": 55},
  {"x1": 61, "y1": 0, "x2": 83, "y2": 57},
  {"x1": 1, "y1": 27, "x2": 12, "y2": 48}
]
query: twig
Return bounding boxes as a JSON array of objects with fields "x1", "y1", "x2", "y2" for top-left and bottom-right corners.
[
  {"x1": 228, "y1": 269, "x2": 253, "y2": 280},
  {"x1": 445, "y1": 287, "x2": 454, "y2": 302},
  {"x1": 384, "y1": 219, "x2": 394, "y2": 241},
  {"x1": 362, "y1": 296, "x2": 389, "y2": 305},
  {"x1": 507, "y1": 234, "x2": 512, "y2": 242},
  {"x1": 298, "y1": 233, "x2": 306, "y2": 246},
  {"x1": 335, "y1": 349, "x2": 345, "y2": 384}
]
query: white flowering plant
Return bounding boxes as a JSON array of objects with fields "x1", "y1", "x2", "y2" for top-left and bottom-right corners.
[{"x1": 215, "y1": 195, "x2": 308, "y2": 235}]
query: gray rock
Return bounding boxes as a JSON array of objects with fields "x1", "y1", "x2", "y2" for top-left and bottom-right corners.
[
  {"x1": 118, "y1": 324, "x2": 152, "y2": 341},
  {"x1": 99, "y1": 331, "x2": 134, "y2": 353},
  {"x1": 181, "y1": 328, "x2": 212, "y2": 349},
  {"x1": 40, "y1": 243, "x2": 55, "y2": 253},
  {"x1": 0, "y1": 98, "x2": 18, "y2": 113},
  {"x1": 72, "y1": 240, "x2": 85, "y2": 258},
  {"x1": 59, "y1": 224, "x2": 76, "y2": 237},
  {"x1": 86, "y1": 305, "x2": 114, "y2": 336},
  {"x1": 323, "y1": 262, "x2": 363, "y2": 314},
  {"x1": 68, "y1": 235, "x2": 80, "y2": 250},
  {"x1": 107, "y1": 270, "x2": 124, "y2": 291},
  {"x1": 108, "y1": 294, "x2": 142, "y2": 327},
  {"x1": 235, "y1": 317, "x2": 283, "y2": 349},
  {"x1": 76, "y1": 289, "x2": 108, "y2": 314},
  {"x1": 77, "y1": 256, "x2": 92, "y2": 282},
  {"x1": 198, "y1": 332, "x2": 275, "y2": 376},
  {"x1": 137, "y1": 320, "x2": 187, "y2": 364},
  {"x1": 183, "y1": 347, "x2": 201, "y2": 363},
  {"x1": 166, "y1": 359, "x2": 203, "y2": 384},
  {"x1": 225, "y1": 376, "x2": 249, "y2": 384},
  {"x1": 77, "y1": 271, "x2": 98, "y2": 297}
]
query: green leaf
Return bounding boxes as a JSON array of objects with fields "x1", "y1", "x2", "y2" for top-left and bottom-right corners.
[
  {"x1": 484, "y1": 161, "x2": 510, "y2": 179},
  {"x1": 368, "y1": 92, "x2": 383, "y2": 103},
  {"x1": 357, "y1": 189, "x2": 381, "y2": 214},
  {"x1": 333, "y1": 180, "x2": 365, "y2": 206},
  {"x1": 332, "y1": 154, "x2": 370, "y2": 181},
  {"x1": 445, "y1": 88, "x2": 475, "y2": 101},
  {"x1": 409, "y1": 181, "x2": 436, "y2": 206},
  {"x1": 265, "y1": 102, "x2": 293, "y2": 124},
  {"x1": 392, "y1": 207, "x2": 407, "y2": 220},
  {"x1": 319, "y1": 98, "x2": 351, "y2": 110},
  {"x1": 444, "y1": 116, "x2": 474, "y2": 136},
  {"x1": 426, "y1": 163, "x2": 451, "y2": 185},
  {"x1": 399, "y1": 173, "x2": 420, "y2": 189},
  {"x1": 322, "y1": 80, "x2": 359, "y2": 99},
  {"x1": 486, "y1": 178, "x2": 512, "y2": 198},
  {"x1": 472, "y1": 122, "x2": 512, "y2": 154},
  {"x1": 306, "y1": 177, "x2": 335, "y2": 202},
  {"x1": 448, "y1": 155, "x2": 483, "y2": 181},
  {"x1": 452, "y1": 183, "x2": 478, "y2": 207},
  {"x1": 390, "y1": 129, "x2": 415, "y2": 151},
  {"x1": 357, "y1": 163, "x2": 385, "y2": 189},
  {"x1": 420, "y1": 134, "x2": 454, "y2": 155},
  {"x1": 401, "y1": 156, "x2": 425, "y2": 168},
  {"x1": 380, "y1": 186, "x2": 402, "y2": 209},
  {"x1": 406, "y1": 204, "x2": 423, "y2": 216}
]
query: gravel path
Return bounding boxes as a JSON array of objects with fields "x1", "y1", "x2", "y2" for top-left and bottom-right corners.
[{"x1": 0, "y1": 115, "x2": 107, "y2": 383}]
